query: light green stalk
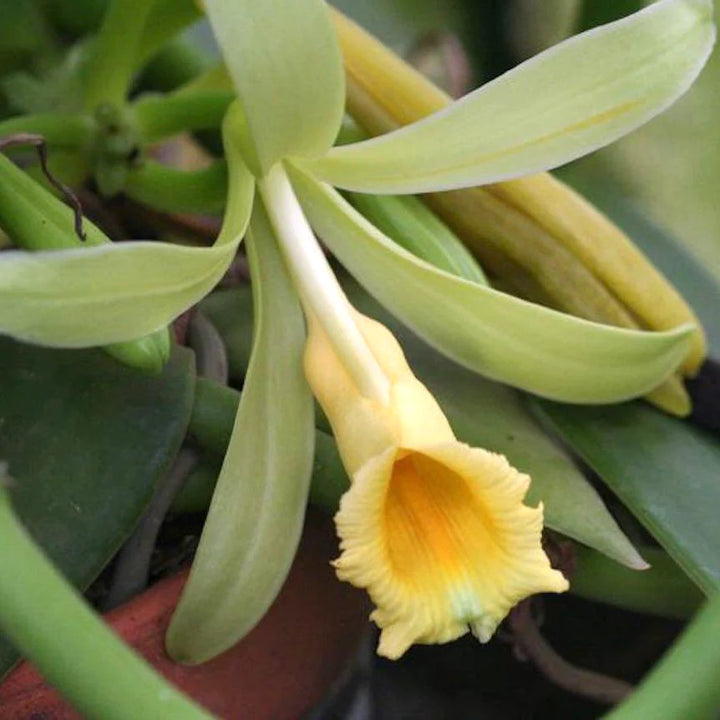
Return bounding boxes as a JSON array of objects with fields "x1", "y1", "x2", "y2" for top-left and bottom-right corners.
[
  {"x1": 84, "y1": 0, "x2": 155, "y2": 109},
  {"x1": 0, "y1": 115, "x2": 94, "y2": 151},
  {"x1": 132, "y1": 90, "x2": 234, "y2": 143},
  {"x1": 125, "y1": 161, "x2": 228, "y2": 215},
  {"x1": 603, "y1": 594, "x2": 720, "y2": 720},
  {"x1": 0, "y1": 478, "x2": 216, "y2": 720}
]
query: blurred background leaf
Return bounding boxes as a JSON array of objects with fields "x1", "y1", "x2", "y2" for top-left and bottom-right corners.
[
  {"x1": 0, "y1": 341, "x2": 194, "y2": 675},
  {"x1": 532, "y1": 398, "x2": 720, "y2": 594}
]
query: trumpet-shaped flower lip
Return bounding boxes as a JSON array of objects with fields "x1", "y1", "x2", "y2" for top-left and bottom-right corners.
[
  {"x1": 305, "y1": 310, "x2": 568, "y2": 658},
  {"x1": 334, "y1": 433, "x2": 568, "y2": 659}
]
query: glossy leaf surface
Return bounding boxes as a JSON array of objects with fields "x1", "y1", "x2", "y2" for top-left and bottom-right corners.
[
  {"x1": 533, "y1": 399, "x2": 720, "y2": 593},
  {"x1": 0, "y1": 340, "x2": 194, "y2": 674}
]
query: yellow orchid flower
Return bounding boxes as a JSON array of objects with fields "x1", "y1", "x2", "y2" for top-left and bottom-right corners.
[
  {"x1": 305, "y1": 309, "x2": 568, "y2": 658},
  {"x1": 167, "y1": 0, "x2": 711, "y2": 663},
  {"x1": 1, "y1": 0, "x2": 710, "y2": 665}
]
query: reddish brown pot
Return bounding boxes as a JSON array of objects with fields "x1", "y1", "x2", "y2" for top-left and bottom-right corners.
[{"x1": 0, "y1": 509, "x2": 370, "y2": 719}]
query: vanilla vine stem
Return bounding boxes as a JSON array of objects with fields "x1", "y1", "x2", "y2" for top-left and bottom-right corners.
[
  {"x1": 0, "y1": 479, "x2": 216, "y2": 720},
  {"x1": 0, "y1": 115, "x2": 93, "y2": 150},
  {"x1": 603, "y1": 593, "x2": 720, "y2": 720},
  {"x1": 84, "y1": 0, "x2": 155, "y2": 110}
]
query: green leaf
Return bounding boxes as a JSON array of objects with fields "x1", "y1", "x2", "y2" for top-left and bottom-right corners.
[
  {"x1": 290, "y1": 167, "x2": 694, "y2": 403},
  {"x1": 0, "y1": 340, "x2": 194, "y2": 675},
  {"x1": 304, "y1": 0, "x2": 715, "y2": 193},
  {"x1": 166, "y1": 200, "x2": 315, "y2": 664},
  {"x1": 533, "y1": 399, "x2": 720, "y2": 594},
  {"x1": 204, "y1": 0, "x2": 345, "y2": 175},
  {"x1": 571, "y1": 545, "x2": 703, "y2": 619},
  {"x1": 202, "y1": 286, "x2": 645, "y2": 570},
  {"x1": 0, "y1": 147, "x2": 253, "y2": 349},
  {"x1": 602, "y1": 593, "x2": 720, "y2": 720}
]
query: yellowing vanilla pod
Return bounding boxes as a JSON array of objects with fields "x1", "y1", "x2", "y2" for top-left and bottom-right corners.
[
  {"x1": 332, "y1": 8, "x2": 704, "y2": 412},
  {"x1": 487, "y1": 176, "x2": 706, "y2": 376}
]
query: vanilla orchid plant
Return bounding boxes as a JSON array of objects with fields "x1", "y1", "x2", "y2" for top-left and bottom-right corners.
[{"x1": 0, "y1": 0, "x2": 714, "y2": 663}]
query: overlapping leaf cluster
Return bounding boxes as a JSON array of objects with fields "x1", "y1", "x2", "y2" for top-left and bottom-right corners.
[{"x1": 0, "y1": 0, "x2": 717, "y2": 690}]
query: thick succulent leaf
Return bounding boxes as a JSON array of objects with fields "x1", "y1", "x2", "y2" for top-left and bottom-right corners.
[
  {"x1": 533, "y1": 399, "x2": 720, "y2": 594},
  {"x1": 305, "y1": 0, "x2": 715, "y2": 193},
  {"x1": 201, "y1": 286, "x2": 645, "y2": 570},
  {"x1": 0, "y1": 341, "x2": 194, "y2": 675},
  {"x1": 571, "y1": 545, "x2": 703, "y2": 619},
  {"x1": 0, "y1": 156, "x2": 253, "y2": 348},
  {"x1": 290, "y1": 168, "x2": 693, "y2": 403},
  {"x1": 166, "y1": 200, "x2": 314, "y2": 664},
  {"x1": 204, "y1": 0, "x2": 345, "y2": 175}
]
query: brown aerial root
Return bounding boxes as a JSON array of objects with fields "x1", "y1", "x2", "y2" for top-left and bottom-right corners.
[{"x1": 506, "y1": 600, "x2": 634, "y2": 706}]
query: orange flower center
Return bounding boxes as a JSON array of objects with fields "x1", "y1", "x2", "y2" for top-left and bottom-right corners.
[{"x1": 383, "y1": 452, "x2": 498, "y2": 593}]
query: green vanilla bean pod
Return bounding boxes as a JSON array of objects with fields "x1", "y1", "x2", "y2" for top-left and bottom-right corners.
[
  {"x1": 0, "y1": 142, "x2": 170, "y2": 372},
  {"x1": 345, "y1": 192, "x2": 488, "y2": 286},
  {"x1": 336, "y1": 123, "x2": 487, "y2": 285}
]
